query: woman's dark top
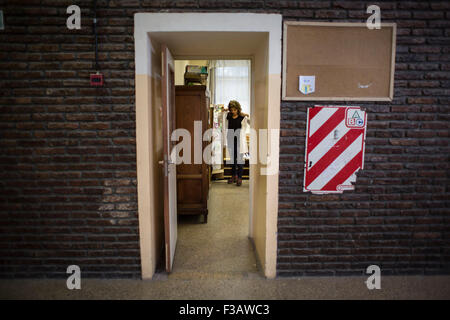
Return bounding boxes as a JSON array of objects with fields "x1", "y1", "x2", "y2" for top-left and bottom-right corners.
[{"x1": 227, "y1": 113, "x2": 244, "y2": 130}]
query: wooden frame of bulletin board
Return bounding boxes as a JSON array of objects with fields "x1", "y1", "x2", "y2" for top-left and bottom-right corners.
[{"x1": 282, "y1": 21, "x2": 397, "y2": 101}]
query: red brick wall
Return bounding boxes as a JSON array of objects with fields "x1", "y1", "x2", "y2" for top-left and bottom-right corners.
[{"x1": 0, "y1": 0, "x2": 449, "y2": 278}]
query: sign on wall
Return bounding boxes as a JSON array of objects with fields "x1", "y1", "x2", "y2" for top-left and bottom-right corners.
[{"x1": 303, "y1": 105, "x2": 367, "y2": 194}]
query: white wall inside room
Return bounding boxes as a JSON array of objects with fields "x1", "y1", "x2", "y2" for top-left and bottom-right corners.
[
  {"x1": 174, "y1": 60, "x2": 188, "y2": 85},
  {"x1": 211, "y1": 60, "x2": 251, "y2": 115},
  {"x1": 174, "y1": 60, "x2": 209, "y2": 86}
]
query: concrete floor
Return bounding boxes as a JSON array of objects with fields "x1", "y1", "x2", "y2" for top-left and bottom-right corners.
[
  {"x1": 1, "y1": 181, "x2": 450, "y2": 300},
  {"x1": 1, "y1": 276, "x2": 449, "y2": 300}
]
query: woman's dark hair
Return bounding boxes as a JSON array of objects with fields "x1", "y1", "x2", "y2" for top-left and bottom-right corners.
[
  {"x1": 227, "y1": 100, "x2": 242, "y2": 115},
  {"x1": 227, "y1": 100, "x2": 242, "y2": 120}
]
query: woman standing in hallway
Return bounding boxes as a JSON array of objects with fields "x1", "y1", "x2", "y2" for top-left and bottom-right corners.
[{"x1": 222, "y1": 100, "x2": 249, "y2": 187}]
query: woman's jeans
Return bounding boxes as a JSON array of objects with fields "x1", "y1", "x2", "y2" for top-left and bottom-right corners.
[{"x1": 226, "y1": 133, "x2": 244, "y2": 179}]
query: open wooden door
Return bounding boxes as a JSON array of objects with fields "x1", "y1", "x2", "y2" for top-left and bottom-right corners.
[{"x1": 161, "y1": 45, "x2": 177, "y2": 272}]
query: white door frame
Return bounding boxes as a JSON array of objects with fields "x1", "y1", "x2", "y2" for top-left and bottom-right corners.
[{"x1": 134, "y1": 12, "x2": 282, "y2": 279}]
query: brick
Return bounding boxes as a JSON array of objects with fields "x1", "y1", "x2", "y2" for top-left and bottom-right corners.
[
  {"x1": 109, "y1": 0, "x2": 141, "y2": 7},
  {"x1": 389, "y1": 139, "x2": 419, "y2": 146},
  {"x1": 109, "y1": 52, "x2": 135, "y2": 60},
  {"x1": 410, "y1": 46, "x2": 441, "y2": 54},
  {"x1": 231, "y1": 0, "x2": 264, "y2": 8},
  {"x1": 314, "y1": 10, "x2": 347, "y2": 19},
  {"x1": 406, "y1": 97, "x2": 438, "y2": 104},
  {"x1": 66, "y1": 114, "x2": 96, "y2": 121},
  {"x1": 333, "y1": 1, "x2": 364, "y2": 9},
  {"x1": 430, "y1": 2, "x2": 450, "y2": 10},
  {"x1": 47, "y1": 123, "x2": 79, "y2": 130},
  {"x1": 113, "y1": 138, "x2": 136, "y2": 145},
  {"x1": 283, "y1": 10, "x2": 314, "y2": 18},
  {"x1": 1, "y1": 1, "x2": 449, "y2": 280},
  {"x1": 80, "y1": 122, "x2": 110, "y2": 130},
  {"x1": 413, "y1": 12, "x2": 444, "y2": 19},
  {"x1": 266, "y1": 1, "x2": 300, "y2": 9},
  {"x1": 408, "y1": 81, "x2": 440, "y2": 88},
  {"x1": 398, "y1": 2, "x2": 429, "y2": 10}
]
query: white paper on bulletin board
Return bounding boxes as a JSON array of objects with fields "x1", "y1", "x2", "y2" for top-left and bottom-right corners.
[{"x1": 299, "y1": 75, "x2": 315, "y2": 94}]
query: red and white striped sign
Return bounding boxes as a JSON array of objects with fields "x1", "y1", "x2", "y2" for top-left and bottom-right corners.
[{"x1": 303, "y1": 105, "x2": 367, "y2": 194}]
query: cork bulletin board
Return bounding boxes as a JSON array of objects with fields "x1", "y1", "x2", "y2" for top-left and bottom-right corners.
[{"x1": 282, "y1": 22, "x2": 397, "y2": 101}]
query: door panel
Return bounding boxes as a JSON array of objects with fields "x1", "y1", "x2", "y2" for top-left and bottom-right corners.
[{"x1": 161, "y1": 44, "x2": 177, "y2": 273}]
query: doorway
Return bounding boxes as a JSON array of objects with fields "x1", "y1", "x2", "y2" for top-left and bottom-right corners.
[
  {"x1": 134, "y1": 13, "x2": 282, "y2": 279},
  {"x1": 171, "y1": 58, "x2": 255, "y2": 277}
]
